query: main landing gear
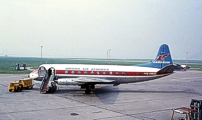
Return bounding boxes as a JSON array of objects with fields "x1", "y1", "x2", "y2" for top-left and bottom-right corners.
[{"x1": 81, "y1": 84, "x2": 95, "y2": 94}]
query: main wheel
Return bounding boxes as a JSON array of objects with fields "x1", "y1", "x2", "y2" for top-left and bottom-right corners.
[
  {"x1": 85, "y1": 88, "x2": 91, "y2": 94},
  {"x1": 9, "y1": 89, "x2": 12, "y2": 92},
  {"x1": 90, "y1": 85, "x2": 95, "y2": 89}
]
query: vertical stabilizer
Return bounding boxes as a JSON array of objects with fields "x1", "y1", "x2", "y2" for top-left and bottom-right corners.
[{"x1": 136, "y1": 44, "x2": 173, "y2": 68}]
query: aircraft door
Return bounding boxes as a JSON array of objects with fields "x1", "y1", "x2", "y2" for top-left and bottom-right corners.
[
  {"x1": 48, "y1": 67, "x2": 55, "y2": 77},
  {"x1": 38, "y1": 66, "x2": 47, "y2": 77},
  {"x1": 47, "y1": 67, "x2": 56, "y2": 81}
]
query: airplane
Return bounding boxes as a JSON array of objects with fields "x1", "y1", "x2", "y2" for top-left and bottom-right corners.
[
  {"x1": 29, "y1": 44, "x2": 174, "y2": 94},
  {"x1": 174, "y1": 64, "x2": 190, "y2": 71}
]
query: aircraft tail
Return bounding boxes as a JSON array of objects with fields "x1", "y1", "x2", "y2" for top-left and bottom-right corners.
[{"x1": 137, "y1": 44, "x2": 173, "y2": 68}]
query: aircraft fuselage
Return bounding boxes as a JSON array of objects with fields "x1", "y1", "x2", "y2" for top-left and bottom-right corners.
[{"x1": 31, "y1": 64, "x2": 171, "y2": 85}]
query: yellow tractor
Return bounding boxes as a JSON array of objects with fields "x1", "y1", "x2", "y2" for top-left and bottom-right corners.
[
  {"x1": 19, "y1": 78, "x2": 34, "y2": 89},
  {"x1": 8, "y1": 82, "x2": 23, "y2": 92}
]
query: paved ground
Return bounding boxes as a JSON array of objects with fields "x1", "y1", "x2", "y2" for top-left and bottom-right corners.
[{"x1": 0, "y1": 71, "x2": 202, "y2": 120}]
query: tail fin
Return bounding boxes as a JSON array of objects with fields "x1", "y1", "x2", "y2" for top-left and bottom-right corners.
[{"x1": 137, "y1": 44, "x2": 173, "y2": 68}]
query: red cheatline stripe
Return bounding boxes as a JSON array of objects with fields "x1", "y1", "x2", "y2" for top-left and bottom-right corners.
[{"x1": 55, "y1": 70, "x2": 157, "y2": 76}]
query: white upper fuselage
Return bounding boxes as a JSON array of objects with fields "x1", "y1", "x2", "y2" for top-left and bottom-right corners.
[{"x1": 41, "y1": 64, "x2": 160, "y2": 73}]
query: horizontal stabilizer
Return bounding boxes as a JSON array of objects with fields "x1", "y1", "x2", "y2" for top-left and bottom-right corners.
[{"x1": 157, "y1": 65, "x2": 174, "y2": 74}]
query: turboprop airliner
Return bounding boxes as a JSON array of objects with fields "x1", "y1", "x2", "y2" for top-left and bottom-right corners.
[{"x1": 29, "y1": 44, "x2": 174, "y2": 94}]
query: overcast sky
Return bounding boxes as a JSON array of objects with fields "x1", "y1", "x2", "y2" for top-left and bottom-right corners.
[{"x1": 0, "y1": 0, "x2": 202, "y2": 60}]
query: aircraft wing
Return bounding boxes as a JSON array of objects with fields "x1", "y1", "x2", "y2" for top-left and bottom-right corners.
[{"x1": 73, "y1": 77, "x2": 114, "y2": 83}]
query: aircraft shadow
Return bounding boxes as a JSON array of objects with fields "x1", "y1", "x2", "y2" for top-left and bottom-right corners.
[
  {"x1": 35, "y1": 85, "x2": 202, "y2": 104},
  {"x1": 52, "y1": 86, "x2": 119, "y2": 104},
  {"x1": 94, "y1": 87, "x2": 202, "y2": 96}
]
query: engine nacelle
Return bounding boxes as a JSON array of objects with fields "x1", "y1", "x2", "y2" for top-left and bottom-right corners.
[{"x1": 56, "y1": 79, "x2": 80, "y2": 85}]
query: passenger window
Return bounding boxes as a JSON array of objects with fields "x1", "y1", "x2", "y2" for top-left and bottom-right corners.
[
  {"x1": 84, "y1": 71, "x2": 87, "y2": 75},
  {"x1": 110, "y1": 71, "x2": 112, "y2": 75},
  {"x1": 102, "y1": 71, "x2": 106, "y2": 75},
  {"x1": 71, "y1": 71, "x2": 74, "y2": 74},
  {"x1": 122, "y1": 72, "x2": 126, "y2": 75},
  {"x1": 116, "y1": 72, "x2": 119, "y2": 75},
  {"x1": 78, "y1": 71, "x2": 81, "y2": 75},
  {"x1": 97, "y1": 71, "x2": 99, "y2": 75},
  {"x1": 65, "y1": 70, "x2": 68, "y2": 74},
  {"x1": 91, "y1": 71, "x2": 94, "y2": 75}
]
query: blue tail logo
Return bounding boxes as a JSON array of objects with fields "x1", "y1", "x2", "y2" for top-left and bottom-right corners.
[
  {"x1": 152, "y1": 53, "x2": 171, "y2": 64},
  {"x1": 156, "y1": 54, "x2": 169, "y2": 61},
  {"x1": 136, "y1": 44, "x2": 173, "y2": 68}
]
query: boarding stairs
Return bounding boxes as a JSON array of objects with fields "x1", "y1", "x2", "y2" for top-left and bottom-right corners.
[{"x1": 40, "y1": 74, "x2": 56, "y2": 93}]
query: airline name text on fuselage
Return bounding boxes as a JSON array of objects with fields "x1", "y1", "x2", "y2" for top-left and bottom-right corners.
[{"x1": 65, "y1": 67, "x2": 109, "y2": 71}]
